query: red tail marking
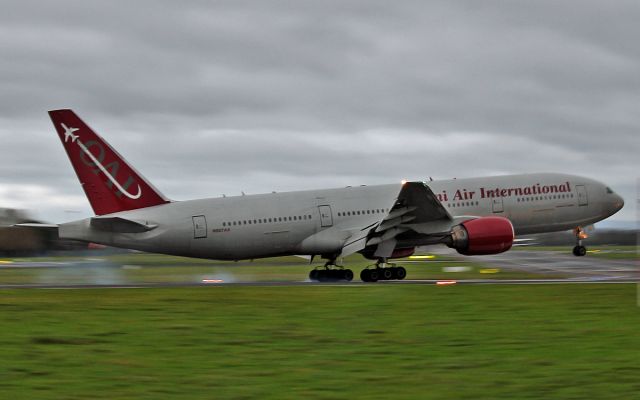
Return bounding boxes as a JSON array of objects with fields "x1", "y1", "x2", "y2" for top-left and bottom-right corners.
[{"x1": 49, "y1": 109, "x2": 170, "y2": 215}]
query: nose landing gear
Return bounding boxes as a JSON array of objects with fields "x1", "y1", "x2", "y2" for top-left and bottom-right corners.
[{"x1": 572, "y1": 227, "x2": 588, "y2": 257}]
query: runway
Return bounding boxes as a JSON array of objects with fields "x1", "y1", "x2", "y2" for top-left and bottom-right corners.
[
  {"x1": 444, "y1": 248, "x2": 638, "y2": 280},
  {"x1": 0, "y1": 277, "x2": 637, "y2": 290},
  {"x1": 0, "y1": 247, "x2": 636, "y2": 289}
]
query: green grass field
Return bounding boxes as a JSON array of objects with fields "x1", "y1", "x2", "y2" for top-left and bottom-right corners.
[{"x1": 0, "y1": 284, "x2": 639, "y2": 399}]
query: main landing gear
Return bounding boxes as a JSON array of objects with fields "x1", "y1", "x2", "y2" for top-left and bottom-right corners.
[
  {"x1": 309, "y1": 261, "x2": 354, "y2": 282},
  {"x1": 309, "y1": 258, "x2": 408, "y2": 283},
  {"x1": 360, "y1": 259, "x2": 407, "y2": 282},
  {"x1": 572, "y1": 226, "x2": 587, "y2": 257}
]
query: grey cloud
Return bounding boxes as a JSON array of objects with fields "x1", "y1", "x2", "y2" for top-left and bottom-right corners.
[{"x1": 0, "y1": 0, "x2": 637, "y2": 223}]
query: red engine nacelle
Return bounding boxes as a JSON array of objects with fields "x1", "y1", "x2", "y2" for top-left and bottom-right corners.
[{"x1": 448, "y1": 216, "x2": 514, "y2": 256}]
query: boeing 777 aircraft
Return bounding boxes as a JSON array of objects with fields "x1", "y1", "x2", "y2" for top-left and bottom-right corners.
[{"x1": 29, "y1": 110, "x2": 624, "y2": 282}]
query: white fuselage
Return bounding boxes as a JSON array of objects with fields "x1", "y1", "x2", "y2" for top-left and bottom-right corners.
[{"x1": 59, "y1": 173, "x2": 624, "y2": 260}]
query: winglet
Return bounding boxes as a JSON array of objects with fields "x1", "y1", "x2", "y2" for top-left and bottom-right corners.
[{"x1": 48, "y1": 109, "x2": 170, "y2": 215}]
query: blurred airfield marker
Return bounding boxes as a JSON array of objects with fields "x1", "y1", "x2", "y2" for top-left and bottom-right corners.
[
  {"x1": 443, "y1": 266, "x2": 471, "y2": 272},
  {"x1": 480, "y1": 268, "x2": 501, "y2": 274},
  {"x1": 202, "y1": 279, "x2": 224, "y2": 284}
]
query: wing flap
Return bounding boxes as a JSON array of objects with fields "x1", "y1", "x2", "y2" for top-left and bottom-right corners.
[
  {"x1": 375, "y1": 215, "x2": 416, "y2": 233},
  {"x1": 383, "y1": 206, "x2": 417, "y2": 222},
  {"x1": 340, "y1": 235, "x2": 369, "y2": 258}
]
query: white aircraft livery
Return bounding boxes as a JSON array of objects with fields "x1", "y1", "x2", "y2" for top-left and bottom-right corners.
[{"x1": 43, "y1": 109, "x2": 624, "y2": 282}]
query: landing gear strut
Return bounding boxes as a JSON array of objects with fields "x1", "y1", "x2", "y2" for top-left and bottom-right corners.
[
  {"x1": 309, "y1": 260, "x2": 353, "y2": 282},
  {"x1": 360, "y1": 258, "x2": 407, "y2": 282},
  {"x1": 572, "y1": 227, "x2": 587, "y2": 257}
]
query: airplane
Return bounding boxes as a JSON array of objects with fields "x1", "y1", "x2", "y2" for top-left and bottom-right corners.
[{"x1": 29, "y1": 109, "x2": 624, "y2": 282}]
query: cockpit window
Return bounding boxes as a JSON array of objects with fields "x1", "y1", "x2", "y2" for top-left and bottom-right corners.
[{"x1": 606, "y1": 187, "x2": 614, "y2": 194}]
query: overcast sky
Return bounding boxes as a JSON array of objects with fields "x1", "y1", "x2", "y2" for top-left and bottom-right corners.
[{"x1": 0, "y1": 0, "x2": 638, "y2": 226}]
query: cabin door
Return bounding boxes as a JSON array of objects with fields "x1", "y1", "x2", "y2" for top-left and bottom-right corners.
[
  {"x1": 318, "y1": 205, "x2": 333, "y2": 227},
  {"x1": 192, "y1": 215, "x2": 207, "y2": 238},
  {"x1": 575, "y1": 185, "x2": 588, "y2": 206}
]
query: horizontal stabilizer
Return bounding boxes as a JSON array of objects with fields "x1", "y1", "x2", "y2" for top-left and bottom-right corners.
[
  {"x1": 90, "y1": 217, "x2": 157, "y2": 233},
  {"x1": 13, "y1": 223, "x2": 59, "y2": 230}
]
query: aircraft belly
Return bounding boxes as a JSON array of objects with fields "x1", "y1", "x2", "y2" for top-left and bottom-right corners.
[{"x1": 209, "y1": 224, "x2": 309, "y2": 260}]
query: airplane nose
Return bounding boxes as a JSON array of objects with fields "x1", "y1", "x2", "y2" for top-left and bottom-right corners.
[
  {"x1": 615, "y1": 194, "x2": 624, "y2": 210},
  {"x1": 610, "y1": 194, "x2": 624, "y2": 215}
]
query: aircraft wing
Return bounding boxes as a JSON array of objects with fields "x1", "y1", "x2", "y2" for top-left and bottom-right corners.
[{"x1": 340, "y1": 181, "x2": 455, "y2": 258}]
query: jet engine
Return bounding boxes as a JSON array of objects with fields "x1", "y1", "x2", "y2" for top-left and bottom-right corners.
[{"x1": 447, "y1": 216, "x2": 514, "y2": 255}]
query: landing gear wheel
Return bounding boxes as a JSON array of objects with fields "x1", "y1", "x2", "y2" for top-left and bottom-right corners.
[
  {"x1": 343, "y1": 269, "x2": 354, "y2": 282},
  {"x1": 573, "y1": 245, "x2": 587, "y2": 257},
  {"x1": 360, "y1": 269, "x2": 371, "y2": 282},
  {"x1": 368, "y1": 269, "x2": 379, "y2": 282},
  {"x1": 309, "y1": 270, "x2": 319, "y2": 281},
  {"x1": 310, "y1": 266, "x2": 353, "y2": 282},
  {"x1": 360, "y1": 262, "x2": 408, "y2": 282}
]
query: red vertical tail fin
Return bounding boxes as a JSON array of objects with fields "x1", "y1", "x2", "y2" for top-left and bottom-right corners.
[{"x1": 49, "y1": 109, "x2": 170, "y2": 215}]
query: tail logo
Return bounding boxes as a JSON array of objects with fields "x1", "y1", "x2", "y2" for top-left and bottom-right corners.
[
  {"x1": 62, "y1": 123, "x2": 79, "y2": 143},
  {"x1": 61, "y1": 123, "x2": 142, "y2": 200}
]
